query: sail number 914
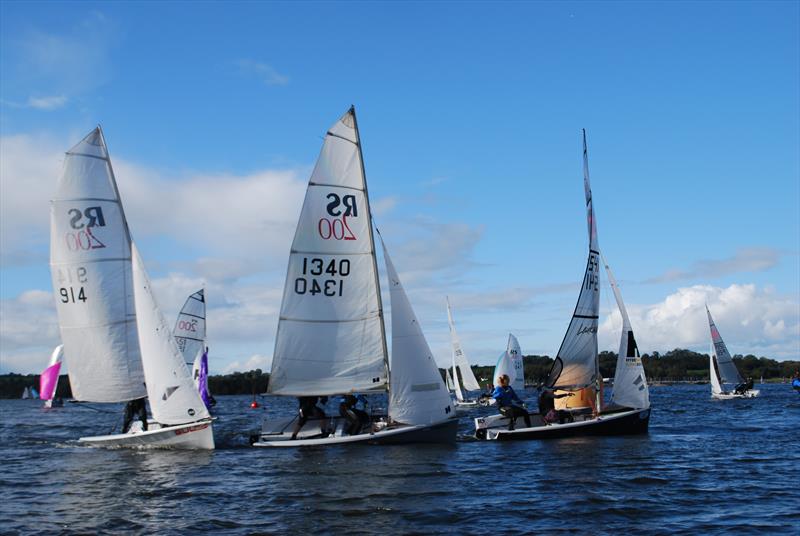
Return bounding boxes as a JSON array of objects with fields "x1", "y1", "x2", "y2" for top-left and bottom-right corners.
[{"x1": 295, "y1": 258, "x2": 350, "y2": 297}]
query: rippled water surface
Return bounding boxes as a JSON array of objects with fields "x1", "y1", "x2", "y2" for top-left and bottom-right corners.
[{"x1": 2, "y1": 384, "x2": 798, "y2": 534}]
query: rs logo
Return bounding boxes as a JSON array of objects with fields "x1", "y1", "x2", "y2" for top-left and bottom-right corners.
[
  {"x1": 319, "y1": 193, "x2": 357, "y2": 241},
  {"x1": 326, "y1": 194, "x2": 358, "y2": 217},
  {"x1": 68, "y1": 206, "x2": 106, "y2": 229}
]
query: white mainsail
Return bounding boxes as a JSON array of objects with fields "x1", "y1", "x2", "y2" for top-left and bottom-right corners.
[
  {"x1": 446, "y1": 297, "x2": 481, "y2": 391},
  {"x1": 49, "y1": 127, "x2": 145, "y2": 403},
  {"x1": 494, "y1": 334, "x2": 523, "y2": 390},
  {"x1": 383, "y1": 240, "x2": 453, "y2": 426},
  {"x1": 603, "y1": 256, "x2": 649, "y2": 409},
  {"x1": 269, "y1": 107, "x2": 388, "y2": 396},
  {"x1": 547, "y1": 129, "x2": 600, "y2": 390},
  {"x1": 706, "y1": 306, "x2": 743, "y2": 387},
  {"x1": 709, "y1": 342, "x2": 724, "y2": 395},
  {"x1": 131, "y1": 244, "x2": 209, "y2": 425},
  {"x1": 174, "y1": 289, "x2": 206, "y2": 368}
]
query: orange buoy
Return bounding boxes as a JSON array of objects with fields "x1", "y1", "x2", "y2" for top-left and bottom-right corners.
[{"x1": 250, "y1": 400, "x2": 259, "y2": 409}]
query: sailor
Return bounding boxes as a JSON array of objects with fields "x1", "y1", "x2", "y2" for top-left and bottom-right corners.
[
  {"x1": 122, "y1": 398, "x2": 148, "y2": 433},
  {"x1": 291, "y1": 396, "x2": 328, "y2": 440},
  {"x1": 338, "y1": 394, "x2": 369, "y2": 435},
  {"x1": 538, "y1": 387, "x2": 575, "y2": 425},
  {"x1": 493, "y1": 374, "x2": 531, "y2": 430}
]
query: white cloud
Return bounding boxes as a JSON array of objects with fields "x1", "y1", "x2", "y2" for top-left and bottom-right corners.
[
  {"x1": 598, "y1": 283, "x2": 800, "y2": 359},
  {"x1": 27, "y1": 95, "x2": 68, "y2": 110},
  {"x1": 0, "y1": 290, "x2": 60, "y2": 372},
  {"x1": 236, "y1": 59, "x2": 289, "y2": 86},
  {"x1": 645, "y1": 247, "x2": 784, "y2": 283},
  {"x1": 223, "y1": 354, "x2": 270, "y2": 374}
]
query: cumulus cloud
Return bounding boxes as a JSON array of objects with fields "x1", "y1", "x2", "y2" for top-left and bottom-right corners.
[
  {"x1": 0, "y1": 290, "x2": 60, "y2": 372},
  {"x1": 223, "y1": 354, "x2": 271, "y2": 374},
  {"x1": 236, "y1": 59, "x2": 289, "y2": 86},
  {"x1": 598, "y1": 283, "x2": 800, "y2": 359},
  {"x1": 644, "y1": 247, "x2": 784, "y2": 284}
]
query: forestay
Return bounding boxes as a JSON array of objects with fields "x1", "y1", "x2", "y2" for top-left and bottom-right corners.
[
  {"x1": 382, "y1": 240, "x2": 452, "y2": 426},
  {"x1": 604, "y1": 257, "x2": 649, "y2": 409},
  {"x1": 174, "y1": 289, "x2": 206, "y2": 368},
  {"x1": 446, "y1": 297, "x2": 481, "y2": 391},
  {"x1": 269, "y1": 108, "x2": 388, "y2": 396},
  {"x1": 131, "y1": 244, "x2": 209, "y2": 425},
  {"x1": 49, "y1": 127, "x2": 145, "y2": 403},
  {"x1": 706, "y1": 307, "x2": 743, "y2": 387},
  {"x1": 547, "y1": 130, "x2": 600, "y2": 390}
]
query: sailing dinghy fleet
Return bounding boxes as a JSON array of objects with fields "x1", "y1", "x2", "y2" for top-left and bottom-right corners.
[{"x1": 39, "y1": 111, "x2": 771, "y2": 450}]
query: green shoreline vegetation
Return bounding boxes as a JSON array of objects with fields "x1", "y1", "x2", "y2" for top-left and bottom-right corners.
[{"x1": 3, "y1": 349, "x2": 798, "y2": 399}]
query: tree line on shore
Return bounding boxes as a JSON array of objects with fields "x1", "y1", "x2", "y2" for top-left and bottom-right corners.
[{"x1": 2, "y1": 349, "x2": 798, "y2": 398}]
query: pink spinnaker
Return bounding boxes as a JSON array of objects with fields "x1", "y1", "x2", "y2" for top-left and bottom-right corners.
[{"x1": 40, "y1": 362, "x2": 62, "y2": 401}]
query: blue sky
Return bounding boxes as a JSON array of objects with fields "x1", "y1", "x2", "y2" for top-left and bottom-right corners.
[{"x1": 1, "y1": 1, "x2": 798, "y2": 374}]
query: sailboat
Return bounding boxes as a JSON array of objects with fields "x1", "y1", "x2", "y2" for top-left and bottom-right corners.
[
  {"x1": 40, "y1": 345, "x2": 64, "y2": 408},
  {"x1": 493, "y1": 333, "x2": 525, "y2": 391},
  {"x1": 50, "y1": 127, "x2": 213, "y2": 449},
  {"x1": 174, "y1": 289, "x2": 215, "y2": 409},
  {"x1": 446, "y1": 297, "x2": 480, "y2": 408},
  {"x1": 252, "y1": 107, "x2": 457, "y2": 447},
  {"x1": 706, "y1": 306, "x2": 759, "y2": 399},
  {"x1": 474, "y1": 130, "x2": 651, "y2": 440},
  {"x1": 21, "y1": 387, "x2": 31, "y2": 399}
]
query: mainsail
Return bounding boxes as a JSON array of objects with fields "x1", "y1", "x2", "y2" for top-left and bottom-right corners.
[
  {"x1": 709, "y1": 342, "x2": 724, "y2": 395},
  {"x1": 174, "y1": 289, "x2": 206, "y2": 368},
  {"x1": 269, "y1": 107, "x2": 388, "y2": 396},
  {"x1": 494, "y1": 334, "x2": 524, "y2": 390},
  {"x1": 446, "y1": 297, "x2": 481, "y2": 391},
  {"x1": 706, "y1": 306, "x2": 743, "y2": 387},
  {"x1": 49, "y1": 127, "x2": 145, "y2": 402},
  {"x1": 40, "y1": 345, "x2": 64, "y2": 402},
  {"x1": 547, "y1": 129, "x2": 600, "y2": 390},
  {"x1": 131, "y1": 244, "x2": 209, "y2": 425},
  {"x1": 604, "y1": 257, "x2": 649, "y2": 409},
  {"x1": 382, "y1": 240, "x2": 452, "y2": 426}
]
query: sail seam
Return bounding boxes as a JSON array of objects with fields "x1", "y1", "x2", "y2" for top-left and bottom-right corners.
[
  {"x1": 65, "y1": 152, "x2": 109, "y2": 162},
  {"x1": 325, "y1": 131, "x2": 358, "y2": 145},
  {"x1": 278, "y1": 315, "x2": 380, "y2": 324},
  {"x1": 308, "y1": 182, "x2": 364, "y2": 193},
  {"x1": 52, "y1": 197, "x2": 120, "y2": 203}
]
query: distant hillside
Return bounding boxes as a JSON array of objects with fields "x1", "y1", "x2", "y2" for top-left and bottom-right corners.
[{"x1": 2, "y1": 350, "x2": 798, "y2": 398}]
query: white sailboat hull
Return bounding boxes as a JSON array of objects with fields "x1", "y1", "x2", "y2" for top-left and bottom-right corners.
[
  {"x1": 79, "y1": 419, "x2": 214, "y2": 450},
  {"x1": 252, "y1": 415, "x2": 457, "y2": 447},
  {"x1": 474, "y1": 407, "x2": 650, "y2": 440},
  {"x1": 712, "y1": 389, "x2": 760, "y2": 400}
]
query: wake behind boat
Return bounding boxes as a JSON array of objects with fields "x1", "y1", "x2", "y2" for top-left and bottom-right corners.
[
  {"x1": 475, "y1": 130, "x2": 651, "y2": 441},
  {"x1": 252, "y1": 108, "x2": 457, "y2": 448}
]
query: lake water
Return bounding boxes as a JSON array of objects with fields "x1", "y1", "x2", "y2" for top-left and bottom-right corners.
[{"x1": 1, "y1": 384, "x2": 798, "y2": 534}]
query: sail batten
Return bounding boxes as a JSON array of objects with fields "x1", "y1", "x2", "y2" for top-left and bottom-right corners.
[
  {"x1": 49, "y1": 127, "x2": 145, "y2": 403},
  {"x1": 268, "y1": 108, "x2": 388, "y2": 396}
]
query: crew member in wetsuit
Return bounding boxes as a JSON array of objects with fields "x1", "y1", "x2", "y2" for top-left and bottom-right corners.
[
  {"x1": 122, "y1": 398, "x2": 148, "y2": 433},
  {"x1": 493, "y1": 374, "x2": 531, "y2": 430},
  {"x1": 339, "y1": 394, "x2": 369, "y2": 435},
  {"x1": 538, "y1": 387, "x2": 575, "y2": 424},
  {"x1": 291, "y1": 396, "x2": 328, "y2": 440}
]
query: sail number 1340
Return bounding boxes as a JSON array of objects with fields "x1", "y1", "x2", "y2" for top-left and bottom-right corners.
[{"x1": 295, "y1": 258, "x2": 350, "y2": 297}]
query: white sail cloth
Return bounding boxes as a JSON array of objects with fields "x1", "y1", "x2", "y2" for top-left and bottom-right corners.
[
  {"x1": 383, "y1": 241, "x2": 452, "y2": 426},
  {"x1": 131, "y1": 244, "x2": 209, "y2": 425},
  {"x1": 604, "y1": 257, "x2": 649, "y2": 409},
  {"x1": 709, "y1": 342, "x2": 724, "y2": 395},
  {"x1": 706, "y1": 307, "x2": 743, "y2": 387},
  {"x1": 49, "y1": 127, "x2": 145, "y2": 402},
  {"x1": 494, "y1": 334, "x2": 524, "y2": 390},
  {"x1": 174, "y1": 289, "x2": 206, "y2": 367},
  {"x1": 269, "y1": 109, "x2": 388, "y2": 396},
  {"x1": 446, "y1": 298, "x2": 481, "y2": 391},
  {"x1": 547, "y1": 130, "x2": 600, "y2": 390}
]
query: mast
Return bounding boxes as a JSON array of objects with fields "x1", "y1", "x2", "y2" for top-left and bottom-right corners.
[{"x1": 351, "y1": 106, "x2": 391, "y2": 387}]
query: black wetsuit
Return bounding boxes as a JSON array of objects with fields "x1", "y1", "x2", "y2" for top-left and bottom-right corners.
[
  {"x1": 291, "y1": 396, "x2": 327, "y2": 439},
  {"x1": 122, "y1": 398, "x2": 148, "y2": 432},
  {"x1": 538, "y1": 390, "x2": 573, "y2": 424},
  {"x1": 339, "y1": 395, "x2": 369, "y2": 435}
]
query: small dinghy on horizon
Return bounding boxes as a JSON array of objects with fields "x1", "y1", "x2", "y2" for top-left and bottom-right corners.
[
  {"x1": 706, "y1": 306, "x2": 759, "y2": 400},
  {"x1": 475, "y1": 130, "x2": 651, "y2": 441},
  {"x1": 446, "y1": 297, "x2": 480, "y2": 409},
  {"x1": 252, "y1": 108, "x2": 457, "y2": 448},
  {"x1": 50, "y1": 128, "x2": 213, "y2": 449}
]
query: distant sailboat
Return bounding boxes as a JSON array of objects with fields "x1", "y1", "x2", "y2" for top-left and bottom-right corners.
[
  {"x1": 706, "y1": 306, "x2": 759, "y2": 399},
  {"x1": 21, "y1": 387, "x2": 31, "y2": 399},
  {"x1": 40, "y1": 345, "x2": 64, "y2": 408},
  {"x1": 173, "y1": 289, "x2": 215, "y2": 409},
  {"x1": 253, "y1": 107, "x2": 456, "y2": 447},
  {"x1": 446, "y1": 297, "x2": 479, "y2": 408},
  {"x1": 475, "y1": 130, "x2": 651, "y2": 440},
  {"x1": 493, "y1": 334, "x2": 524, "y2": 391},
  {"x1": 50, "y1": 127, "x2": 213, "y2": 449}
]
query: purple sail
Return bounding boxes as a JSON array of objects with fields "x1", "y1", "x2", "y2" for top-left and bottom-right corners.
[{"x1": 198, "y1": 348, "x2": 212, "y2": 409}]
